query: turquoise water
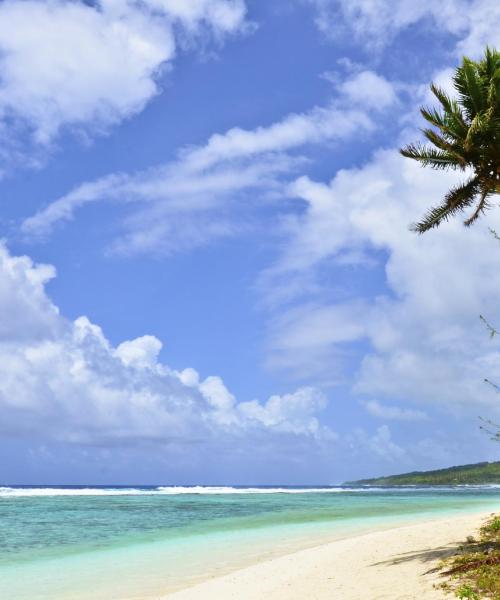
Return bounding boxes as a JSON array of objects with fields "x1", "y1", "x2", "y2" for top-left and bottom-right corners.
[{"x1": 2, "y1": 485, "x2": 500, "y2": 599}]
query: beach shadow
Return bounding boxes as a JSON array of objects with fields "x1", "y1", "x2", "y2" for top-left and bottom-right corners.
[
  {"x1": 370, "y1": 543, "x2": 463, "y2": 574},
  {"x1": 373, "y1": 539, "x2": 500, "y2": 574}
]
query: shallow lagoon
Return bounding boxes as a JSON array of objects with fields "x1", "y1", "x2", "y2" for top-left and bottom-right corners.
[{"x1": 2, "y1": 485, "x2": 500, "y2": 599}]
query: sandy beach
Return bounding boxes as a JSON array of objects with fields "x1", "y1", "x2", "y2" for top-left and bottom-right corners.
[{"x1": 163, "y1": 511, "x2": 494, "y2": 600}]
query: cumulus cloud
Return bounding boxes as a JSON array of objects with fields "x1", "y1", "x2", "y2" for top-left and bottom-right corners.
[
  {"x1": 337, "y1": 70, "x2": 399, "y2": 110},
  {"x1": 0, "y1": 0, "x2": 248, "y2": 168},
  {"x1": 0, "y1": 242, "x2": 331, "y2": 448},
  {"x1": 307, "y1": 0, "x2": 500, "y2": 56},
  {"x1": 262, "y1": 148, "x2": 500, "y2": 418},
  {"x1": 238, "y1": 387, "x2": 332, "y2": 437},
  {"x1": 22, "y1": 70, "x2": 396, "y2": 255}
]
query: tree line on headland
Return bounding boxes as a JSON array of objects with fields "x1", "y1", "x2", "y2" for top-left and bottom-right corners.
[{"x1": 347, "y1": 460, "x2": 500, "y2": 486}]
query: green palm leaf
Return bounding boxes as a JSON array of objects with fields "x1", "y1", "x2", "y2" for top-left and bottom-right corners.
[
  {"x1": 411, "y1": 177, "x2": 480, "y2": 233},
  {"x1": 401, "y1": 47, "x2": 500, "y2": 233},
  {"x1": 400, "y1": 143, "x2": 463, "y2": 170}
]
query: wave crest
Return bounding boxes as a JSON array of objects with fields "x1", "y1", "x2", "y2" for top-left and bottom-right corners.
[{"x1": 0, "y1": 485, "x2": 353, "y2": 497}]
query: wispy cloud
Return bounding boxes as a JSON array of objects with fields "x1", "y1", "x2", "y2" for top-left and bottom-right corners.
[
  {"x1": 22, "y1": 70, "x2": 397, "y2": 255},
  {"x1": 307, "y1": 0, "x2": 500, "y2": 56},
  {"x1": 362, "y1": 400, "x2": 428, "y2": 422}
]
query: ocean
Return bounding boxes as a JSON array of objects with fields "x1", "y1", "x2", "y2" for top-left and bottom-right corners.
[{"x1": 1, "y1": 485, "x2": 500, "y2": 599}]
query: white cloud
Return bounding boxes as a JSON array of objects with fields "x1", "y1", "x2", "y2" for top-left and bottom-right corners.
[
  {"x1": 337, "y1": 70, "x2": 399, "y2": 110},
  {"x1": 347, "y1": 425, "x2": 406, "y2": 464},
  {"x1": 22, "y1": 70, "x2": 396, "y2": 255},
  {"x1": 133, "y1": 0, "x2": 247, "y2": 32},
  {"x1": 0, "y1": 0, "x2": 248, "y2": 167},
  {"x1": 266, "y1": 301, "x2": 367, "y2": 382},
  {"x1": 0, "y1": 242, "x2": 331, "y2": 448},
  {"x1": 263, "y1": 148, "x2": 500, "y2": 418},
  {"x1": 0, "y1": 247, "x2": 60, "y2": 341},
  {"x1": 454, "y1": 0, "x2": 500, "y2": 55},
  {"x1": 362, "y1": 400, "x2": 428, "y2": 421},
  {"x1": 198, "y1": 376, "x2": 237, "y2": 425},
  {"x1": 307, "y1": 0, "x2": 500, "y2": 56},
  {"x1": 115, "y1": 335, "x2": 163, "y2": 369},
  {"x1": 366, "y1": 425, "x2": 406, "y2": 462},
  {"x1": 238, "y1": 387, "x2": 332, "y2": 437},
  {"x1": 23, "y1": 154, "x2": 295, "y2": 254}
]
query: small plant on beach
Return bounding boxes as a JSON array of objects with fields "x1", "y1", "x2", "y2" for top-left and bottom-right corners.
[
  {"x1": 483, "y1": 516, "x2": 500, "y2": 535},
  {"x1": 439, "y1": 514, "x2": 500, "y2": 599},
  {"x1": 400, "y1": 47, "x2": 500, "y2": 233},
  {"x1": 457, "y1": 584, "x2": 480, "y2": 600}
]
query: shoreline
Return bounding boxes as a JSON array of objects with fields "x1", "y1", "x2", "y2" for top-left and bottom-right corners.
[{"x1": 161, "y1": 509, "x2": 496, "y2": 600}]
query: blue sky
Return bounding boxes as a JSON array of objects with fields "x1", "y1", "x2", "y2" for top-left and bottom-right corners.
[{"x1": 2, "y1": 0, "x2": 500, "y2": 485}]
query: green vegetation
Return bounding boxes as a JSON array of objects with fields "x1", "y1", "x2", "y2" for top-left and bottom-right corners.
[
  {"x1": 439, "y1": 514, "x2": 500, "y2": 599},
  {"x1": 401, "y1": 47, "x2": 500, "y2": 233},
  {"x1": 347, "y1": 461, "x2": 500, "y2": 486}
]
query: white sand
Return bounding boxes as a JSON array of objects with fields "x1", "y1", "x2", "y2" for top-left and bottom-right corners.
[{"x1": 162, "y1": 511, "x2": 495, "y2": 600}]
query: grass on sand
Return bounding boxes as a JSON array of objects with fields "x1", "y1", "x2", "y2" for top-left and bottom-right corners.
[{"x1": 439, "y1": 514, "x2": 500, "y2": 599}]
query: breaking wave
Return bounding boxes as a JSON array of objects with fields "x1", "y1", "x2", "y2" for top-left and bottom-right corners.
[
  {"x1": 0, "y1": 485, "x2": 363, "y2": 497},
  {"x1": 1, "y1": 484, "x2": 497, "y2": 497}
]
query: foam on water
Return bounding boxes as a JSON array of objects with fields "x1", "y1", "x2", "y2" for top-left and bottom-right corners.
[
  {"x1": 0, "y1": 486, "x2": 153, "y2": 497},
  {"x1": 2, "y1": 484, "x2": 500, "y2": 497},
  {"x1": 0, "y1": 485, "x2": 363, "y2": 497},
  {"x1": 155, "y1": 486, "x2": 353, "y2": 494}
]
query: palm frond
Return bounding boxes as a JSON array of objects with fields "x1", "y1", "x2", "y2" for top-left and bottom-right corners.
[
  {"x1": 421, "y1": 107, "x2": 468, "y2": 143},
  {"x1": 464, "y1": 187, "x2": 491, "y2": 226},
  {"x1": 422, "y1": 128, "x2": 461, "y2": 154},
  {"x1": 401, "y1": 47, "x2": 500, "y2": 233},
  {"x1": 399, "y1": 144, "x2": 463, "y2": 170},
  {"x1": 420, "y1": 128, "x2": 468, "y2": 167},
  {"x1": 465, "y1": 112, "x2": 492, "y2": 149},
  {"x1": 430, "y1": 83, "x2": 456, "y2": 114},
  {"x1": 482, "y1": 47, "x2": 500, "y2": 80},
  {"x1": 454, "y1": 59, "x2": 487, "y2": 118},
  {"x1": 410, "y1": 177, "x2": 480, "y2": 233}
]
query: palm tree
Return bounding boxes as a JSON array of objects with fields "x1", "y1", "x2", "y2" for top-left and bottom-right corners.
[{"x1": 400, "y1": 47, "x2": 500, "y2": 233}]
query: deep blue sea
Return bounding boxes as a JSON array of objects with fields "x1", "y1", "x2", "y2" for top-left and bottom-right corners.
[{"x1": 2, "y1": 485, "x2": 500, "y2": 599}]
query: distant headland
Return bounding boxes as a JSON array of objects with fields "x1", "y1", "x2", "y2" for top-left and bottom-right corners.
[{"x1": 346, "y1": 461, "x2": 500, "y2": 486}]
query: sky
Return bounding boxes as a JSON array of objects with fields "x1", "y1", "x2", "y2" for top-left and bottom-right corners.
[{"x1": 2, "y1": 0, "x2": 500, "y2": 485}]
